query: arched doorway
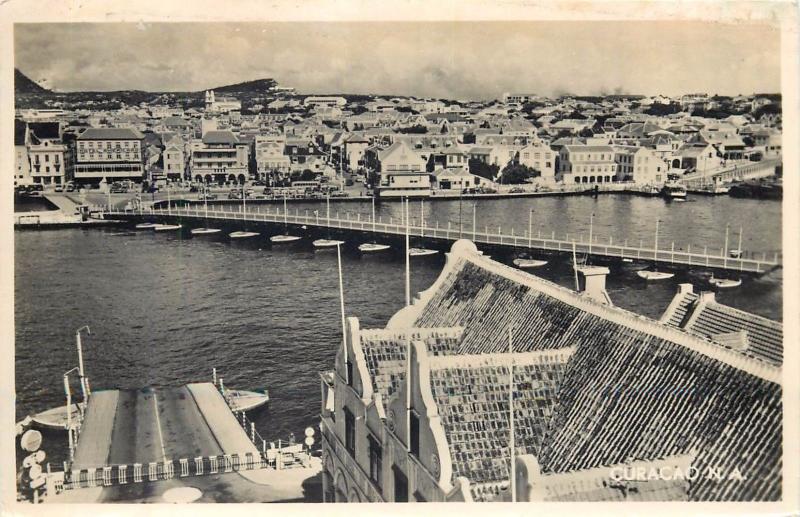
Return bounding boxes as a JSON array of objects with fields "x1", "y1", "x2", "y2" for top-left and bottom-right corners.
[
  {"x1": 575, "y1": 177, "x2": 581, "y2": 183},
  {"x1": 195, "y1": 174, "x2": 203, "y2": 183},
  {"x1": 589, "y1": 176, "x2": 596, "y2": 183},
  {"x1": 228, "y1": 174, "x2": 237, "y2": 183},
  {"x1": 204, "y1": 174, "x2": 212, "y2": 184},
  {"x1": 237, "y1": 174, "x2": 246, "y2": 184},
  {"x1": 672, "y1": 158, "x2": 680, "y2": 169}
]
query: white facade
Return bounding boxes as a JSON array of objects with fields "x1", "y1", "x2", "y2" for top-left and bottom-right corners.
[
  {"x1": 518, "y1": 142, "x2": 556, "y2": 182},
  {"x1": 74, "y1": 128, "x2": 145, "y2": 182}
]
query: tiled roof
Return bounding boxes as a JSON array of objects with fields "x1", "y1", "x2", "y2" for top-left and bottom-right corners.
[
  {"x1": 405, "y1": 243, "x2": 781, "y2": 501},
  {"x1": 202, "y1": 130, "x2": 239, "y2": 145},
  {"x1": 78, "y1": 127, "x2": 144, "y2": 140},
  {"x1": 427, "y1": 349, "x2": 573, "y2": 501},
  {"x1": 358, "y1": 328, "x2": 462, "y2": 399},
  {"x1": 662, "y1": 288, "x2": 782, "y2": 366}
]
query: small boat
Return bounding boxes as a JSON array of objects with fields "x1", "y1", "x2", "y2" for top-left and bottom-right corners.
[
  {"x1": 270, "y1": 234, "x2": 302, "y2": 244},
  {"x1": 637, "y1": 270, "x2": 675, "y2": 280},
  {"x1": 313, "y1": 238, "x2": 345, "y2": 249},
  {"x1": 359, "y1": 243, "x2": 391, "y2": 253},
  {"x1": 135, "y1": 222, "x2": 159, "y2": 230},
  {"x1": 225, "y1": 389, "x2": 270, "y2": 413},
  {"x1": 31, "y1": 404, "x2": 80, "y2": 431},
  {"x1": 662, "y1": 182, "x2": 687, "y2": 200},
  {"x1": 230, "y1": 230, "x2": 260, "y2": 239},
  {"x1": 709, "y1": 275, "x2": 742, "y2": 288},
  {"x1": 672, "y1": 198, "x2": 687, "y2": 202},
  {"x1": 153, "y1": 224, "x2": 182, "y2": 232},
  {"x1": 191, "y1": 227, "x2": 222, "y2": 235},
  {"x1": 409, "y1": 247, "x2": 439, "y2": 257},
  {"x1": 513, "y1": 258, "x2": 547, "y2": 268},
  {"x1": 110, "y1": 231, "x2": 137, "y2": 237},
  {"x1": 729, "y1": 249, "x2": 742, "y2": 259}
]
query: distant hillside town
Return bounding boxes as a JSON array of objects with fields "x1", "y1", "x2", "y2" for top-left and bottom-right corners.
[{"x1": 14, "y1": 69, "x2": 782, "y2": 198}]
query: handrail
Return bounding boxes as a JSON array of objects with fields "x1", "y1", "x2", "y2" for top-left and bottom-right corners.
[{"x1": 103, "y1": 207, "x2": 781, "y2": 272}]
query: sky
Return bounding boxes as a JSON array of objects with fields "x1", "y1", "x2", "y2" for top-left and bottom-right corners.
[{"x1": 14, "y1": 21, "x2": 781, "y2": 99}]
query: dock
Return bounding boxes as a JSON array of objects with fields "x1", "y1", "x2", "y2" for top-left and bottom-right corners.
[
  {"x1": 105, "y1": 205, "x2": 781, "y2": 275},
  {"x1": 46, "y1": 383, "x2": 321, "y2": 503}
]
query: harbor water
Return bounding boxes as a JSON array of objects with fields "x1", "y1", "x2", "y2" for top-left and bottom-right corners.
[{"x1": 15, "y1": 194, "x2": 782, "y2": 468}]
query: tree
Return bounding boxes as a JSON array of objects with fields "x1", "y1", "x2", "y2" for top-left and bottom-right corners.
[
  {"x1": 299, "y1": 169, "x2": 317, "y2": 181},
  {"x1": 500, "y1": 163, "x2": 539, "y2": 184},
  {"x1": 644, "y1": 103, "x2": 681, "y2": 116},
  {"x1": 468, "y1": 158, "x2": 499, "y2": 181}
]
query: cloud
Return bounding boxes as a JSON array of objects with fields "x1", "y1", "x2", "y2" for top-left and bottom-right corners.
[{"x1": 14, "y1": 21, "x2": 781, "y2": 98}]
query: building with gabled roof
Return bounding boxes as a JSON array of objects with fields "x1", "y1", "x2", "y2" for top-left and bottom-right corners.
[
  {"x1": 74, "y1": 127, "x2": 145, "y2": 184},
  {"x1": 319, "y1": 240, "x2": 782, "y2": 503}
]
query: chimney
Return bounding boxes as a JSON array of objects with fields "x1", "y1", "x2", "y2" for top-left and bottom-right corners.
[{"x1": 577, "y1": 266, "x2": 613, "y2": 306}]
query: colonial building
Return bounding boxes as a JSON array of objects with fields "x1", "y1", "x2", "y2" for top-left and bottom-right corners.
[
  {"x1": 27, "y1": 122, "x2": 71, "y2": 186},
  {"x1": 518, "y1": 142, "x2": 556, "y2": 182},
  {"x1": 375, "y1": 141, "x2": 431, "y2": 198},
  {"x1": 190, "y1": 130, "x2": 250, "y2": 184},
  {"x1": 74, "y1": 127, "x2": 145, "y2": 184},
  {"x1": 161, "y1": 135, "x2": 186, "y2": 181},
  {"x1": 614, "y1": 146, "x2": 667, "y2": 185},
  {"x1": 319, "y1": 240, "x2": 782, "y2": 503},
  {"x1": 204, "y1": 90, "x2": 241, "y2": 113},
  {"x1": 557, "y1": 144, "x2": 617, "y2": 184},
  {"x1": 254, "y1": 134, "x2": 291, "y2": 180}
]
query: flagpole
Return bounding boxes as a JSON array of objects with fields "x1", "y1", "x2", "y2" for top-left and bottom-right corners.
[
  {"x1": 405, "y1": 197, "x2": 411, "y2": 307},
  {"x1": 509, "y1": 327, "x2": 516, "y2": 503},
  {"x1": 336, "y1": 243, "x2": 348, "y2": 382},
  {"x1": 572, "y1": 240, "x2": 579, "y2": 291}
]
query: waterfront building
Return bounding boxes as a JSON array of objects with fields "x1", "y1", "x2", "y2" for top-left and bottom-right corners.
[
  {"x1": 614, "y1": 146, "x2": 667, "y2": 185},
  {"x1": 433, "y1": 167, "x2": 485, "y2": 191},
  {"x1": 74, "y1": 127, "x2": 145, "y2": 184},
  {"x1": 254, "y1": 134, "x2": 292, "y2": 180},
  {"x1": 344, "y1": 134, "x2": 370, "y2": 172},
  {"x1": 319, "y1": 240, "x2": 782, "y2": 503},
  {"x1": 375, "y1": 141, "x2": 431, "y2": 198},
  {"x1": 204, "y1": 90, "x2": 242, "y2": 113},
  {"x1": 674, "y1": 143, "x2": 722, "y2": 174},
  {"x1": 14, "y1": 119, "x2": 32, "y2": 187},
  {"x1": 27, "y1": 122, "x2": 71, "y2": 186},
  {"x1": 557, "y1": 144, "x2": 617, "y2": 184},
  {"x1": 161, "y1": 135, "x2": 186, "y2": 181},
  {"x1": 518, "y1": 142, "x2": 556, "y2": 182},
  {"x1": 190, "y1": 130, "x2": 249, "y2": 184}
]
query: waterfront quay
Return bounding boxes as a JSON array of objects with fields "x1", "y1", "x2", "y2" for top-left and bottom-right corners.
[
  {"x1": 106, "y1": 204, "x2": 781, "y2": 275},
  {"x1": 37, "y1": 380, "x2": 321, "y2": 503}
]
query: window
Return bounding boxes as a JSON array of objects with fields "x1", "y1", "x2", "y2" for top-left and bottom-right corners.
[
  {"x1": 344, "y1": 407, "x2": 356, "y2": 456},
  {"x1": 346, "y1": 360, "x2": 353, "y2": 386},
  {"x1": 45, "y1": 155, "x2": 49, "y2": 162},
  {"x1": 393, "y1": 466, "x2": 408, "y2": 502},
  {"x1": 368, "y1": 435, "x2": 382, "y2": 488},
  {"x1": 409, "y1": 411, "x2": 420, "y2": 457}
]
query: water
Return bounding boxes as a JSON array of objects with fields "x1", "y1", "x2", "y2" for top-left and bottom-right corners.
[{"x1": 15, "y1": 195, "x2": 781, "y2": 468}]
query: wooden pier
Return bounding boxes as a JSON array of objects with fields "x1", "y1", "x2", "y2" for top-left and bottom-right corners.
[{"x1": 104, "y1": 206, "x2": 781, "y2": 275}]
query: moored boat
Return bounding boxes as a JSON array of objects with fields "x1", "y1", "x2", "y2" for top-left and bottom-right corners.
[
  {"x1": 225, "y1": 389, "x2": 270, "y2": 413},
  {"x1": 229, "y1": 230, "x2": 260, "y2": 239},
  {"x1": 313, "y1": 238, "x2": 345, "y2": 249},
  {"x1": 637, "y1": 270, "x2": 675, "y2": 280},
  {"x1": 153, "y1": 223, "x2": 182, "y2": 232},
  {"x1": 513, "y1": 257, "x2": 547, "y2": 268},
  {"x1": 409, "y1": 247, "x2": 439, "y2": 257},
  {"x1": 359, "y1": 242, "x2": 391, "y2": 253},
  {"x1": 135, "y1": 222, "x2": 159, "y2": 230},
  {"x1": 31, "y1": 404, "x2": 80, "y2": 431},
  {"x1": 270, "y1": 234, "x2": 302, "y2": 243},
  {"x1": 662, "y1": 182, "x2": 687, "y2": 200},
  {"x1": 191, "y1": 227, "x2": 222, "y2": 235},
  {"x1": 709, "y1": 275, "x2": 742, "y2": 288}
]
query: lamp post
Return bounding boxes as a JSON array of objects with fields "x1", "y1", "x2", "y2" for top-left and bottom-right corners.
[
  {"x1": 75, "y1": 326, "x2": 91, "y2": 405},
  {"x1": 528, "y1": 208, "x2": 534, "y2": 248},
  {"x1": 63, "y1": 367, "x2": 80, "y2": 464}
]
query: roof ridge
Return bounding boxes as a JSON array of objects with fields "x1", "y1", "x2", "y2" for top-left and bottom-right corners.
[{"x1": 455, "y1": 244, "x2": 781, "y2": 384}]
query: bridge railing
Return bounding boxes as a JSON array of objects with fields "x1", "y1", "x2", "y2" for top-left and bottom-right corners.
[{"x1": 104, "y1": 206, "x2": 781, "y2": 273}]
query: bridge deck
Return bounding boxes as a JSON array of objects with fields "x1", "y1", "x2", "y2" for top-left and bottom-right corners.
[{"x1": 107, "y1": 206, "x2": 781, "y2": 274}]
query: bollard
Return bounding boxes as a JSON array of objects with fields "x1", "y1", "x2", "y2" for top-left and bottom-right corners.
[
  {"x1": 103, "y1": 466, "x2": 112, "y2": 486},
  {"x1": 194, "y1": 457, "x2": 204, "y2": 476},
  {"x1": 119, "y1": 465, "x2": 127, "y2": 484},
  {"x1": 87, "y1": 468, "x2": 96, "y2": 488},
  {"x1": 148, "y1": 462, "x2": 158, "y2": 481},
  {"x1": 133, "y1": 463, "x2": 143, "y2": 483},
  {"x1": 210, "y1": 456, "x2": 219, "y2": 474},
  {"x1": 223, "y1": 455, "x2": 233, "y2": 473}
]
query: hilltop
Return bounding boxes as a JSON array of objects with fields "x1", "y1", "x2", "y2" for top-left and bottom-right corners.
[
  {"x1": 212, "y1": 78, "x2": 277, "y2": 94},
  {"x1": 15, "y1": 69, "x2": 50, "y2": 94}
]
